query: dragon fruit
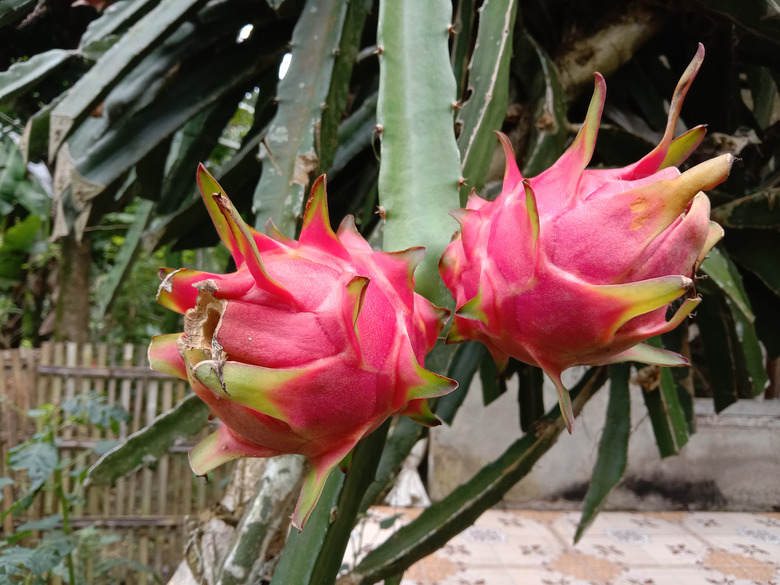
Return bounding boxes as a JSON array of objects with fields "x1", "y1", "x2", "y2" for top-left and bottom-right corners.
[
  {"x1": 439, "y1": 44, "x2": 732, "y2": 432},
  {"x1": 149, "y1": 166, "x2": 455, "y2": 529}
]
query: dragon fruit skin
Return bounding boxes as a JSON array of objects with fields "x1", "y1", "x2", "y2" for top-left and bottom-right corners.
[
  {"x1": 149, "y1": 166, "x2": 456, "y2": 529},
  {"x1": 439, "y1": 44, "x2": 732, "y2": 432}
]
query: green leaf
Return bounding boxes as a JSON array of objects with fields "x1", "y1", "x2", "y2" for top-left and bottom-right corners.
[
  {"x1": 726, "y1": 230, "x2": 780, "y2": 296},
  {"x1": 350, "y1": 367, "x2": 607, "y2": 584},
  {"x1": 695, "y1": 288, "x2": 740, "y2": 411},
  {"x1": 658, "y1": 367, "x2": 689, "y2": 449},
  {"x1": 660, "y1": 327, "x2": 695, "y2": 434},
  {"x1": 268, "y1": 471, "x2": 345, "y2": 585},
  {"x1": 93, "y1": 556, "x2": 159, "y2": 579},
  {"x1": 20, "y1": 93, "x2": 61, "y2": 163},
  {"x1": 86, "y1": 393, "x2": 210, "y2": 486},
  {"x1": 638, "y1": 338, "x2": 691, "y2": 456},
  {"x1": 67, "y1": 36, "x2": 273, "y2": 207},
  {"x1": 357, "y1": 416, "x2": 425, "y2": 515},
  {"x1": 696, "y1": 273, "x2": 768, "y2": 409},
  {"x1": 701, "y1": 246, "x2": 768, "y2": 399},
  {"x1": 24, "y1": 531, "x2": 77, "y2": 576},
  {"x1": 0, "y1": 138, "x2": 48, "y2": 216},
  {"x1": 93, "y1": 440, "x2": 122, "y2": 456},
  {"x1": 0, "y1": 545, "x2": 35, "y2": 577},
  {"x1": 451, "y1": 0, "x2": 476, "y2": 96},
  {"x1": 9, "y1": 442, "x2": 58, "y2": 492},
  {"x1": 575, "y1": 364, "x2": 631, "y2": 543},
  {"x1": 693, "y1": 0, "x2": 780, "y2": 46},
  {"x1": 0, "y1": 0, "x2": 36, "y2": 28},
  {"x1": 745, "y1": 271, "x2": 780, "y2": 359},
  {"x1": 156, "y1": 95, "x2": 247, "y2": 215},
  {"x1": 701, "y1": 246, "x2": 754, "y2": 320},
  {"x1": 377, "y1": 0, "x2": 462, "y2": 305},
  {"x1": 0, "y1": 49, "x2": 75, "y2": 105},
  {"x1": 0, "y1": 477, "x2": 13, "y2": 502},
  {"x1": 308, "y1": 421, "x2": 391, "y2": 584},
  {"x1": 593, "y1": 126, "x2": 655, "y2": 168},
  {"x1": 252, "y1": 0, "x2": 349, "y2": 237},
  {"x1": 479, "y1": 347, "x2": 503, "y2": 406},
  {"x1": 330, "y1": 91, "x2": 378, "y2": 177},
  {"x1": 318, "y1": 0, "x2": 373, "y2": 174},
  {"x1": 215, "y1": 455, "x2": 304, "y2": 585},
  {"x1": 79, "y1": 0, "x2": 159, "y2": 59},
  {"x1": 517, "y1": 363, "x2": 545, "y2": 432},
  {"x1": 516, "y1": 32, "x2": 569, "y2": 177},
  {"x1": 711, "y1": 189, "x2": 780, "y2": 229},
  {"x1": 16, "y1": 514, "x2": 62, "y2": 532},
  {"x1": 61, "y1": 390, "x2": 128, "y2": 428},
  {"x1": 456, "y1": 0, "x2": 518, "y2": 203},
  {"x1": 379, "y1": 512, "x2": 405, "y2": 530},
  {"x1": 435, "y1": 341, "x2": 483, "y2": 425},
  {"x1": 0, "y1": 215, "x2": 41, "y2": 287},
  {"x1": 49, "y1": 0, "x2": 209, "y2": 158},
  {"x1": 745, "y1": 65, "x2": 778, "y2": 128},
  {"x1": 146, "y1": 67, "x2": 281, "y2": 250},
  {"x1": 357, "y1": 342, "x2": 475, "y2": 516},
  {"x1": 728, "y1": 297, "x2": 768, "y2": 397},
  {"x1": 94, "y1": 198, "x2": 154, "y2": 321}
]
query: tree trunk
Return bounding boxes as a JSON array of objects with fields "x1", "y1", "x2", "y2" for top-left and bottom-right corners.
[{"x1": 54, "y1": 234, "x2": 91, "y2": 343}]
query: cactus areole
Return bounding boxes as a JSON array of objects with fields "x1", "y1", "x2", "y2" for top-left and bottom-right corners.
[
  {"x1": 149, "y1": 167, "x2": 456, "y2": 529},
  {"x1": 439, "y1": 44, "x2": 732, "y2": 432}
]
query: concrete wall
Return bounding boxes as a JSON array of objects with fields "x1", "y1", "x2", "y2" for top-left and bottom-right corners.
[{"x1": 428, "y1": 370, "x2": 780, "y2": 511}]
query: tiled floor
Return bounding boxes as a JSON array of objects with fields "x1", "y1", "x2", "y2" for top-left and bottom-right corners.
[{"x1": 346, "y1": 508, "x2": 780, "y2": 585}]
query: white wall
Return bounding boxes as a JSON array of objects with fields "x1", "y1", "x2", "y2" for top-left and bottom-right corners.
[{"x1": 429, "y1": 371, "x2": 780, "y2": 511}]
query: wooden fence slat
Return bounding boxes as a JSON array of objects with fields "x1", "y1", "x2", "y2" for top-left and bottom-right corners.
[
  {"x1": 61, "y1": 342, "x2": 78, "y2": 499},
  {"x1": 142, "y1": 379, "x2": 158, "y2": 516},
  {"x1": 52, "y1": 343, "x2": 65, "y2": 521},
  {"x1": 72, "y1": 343, "x2": 93, "y2": 519},
  {"x1": 116, "y1": 344, "x2": 134, "y2": 517},
  {"x1": 128, "y1": 346, "x2": 143, "y2": 521},
  {"x1": 0, "y1": 343, "x2": 232, "y2": 579},
  {"x1": 88, "y1": 344, "x2": 108, "y2": 518},
  {"x1": 155, "y1": 526, "x2": 165, "y2": 582},
  {"x1": 103, "y1": 345, "x2": 118, "y2": 517},
  {"x1": 37, "y1": 343, "x2": 56, "y2": 521},
  {"x1": 11, "y1": 350, "x2": 28, "y2": 435},
  {"x1": 0, "y1": 349, "x2": 14, "y2": 535},
  {"x1": 158, "y1": 381, "x2": 173, "y2": 517},
  {"x1": 3, "y1": 350, "x2": 18, "y2": 457},
  {"x1": 142, "y1": 371, "x2": 159, "y2": 585},
  {"x1": 139, "y1": 526, "x2": 149, "y2": 585},
  {"x1": 36, "y1": 364, "x2": 177, "y2": 378}
]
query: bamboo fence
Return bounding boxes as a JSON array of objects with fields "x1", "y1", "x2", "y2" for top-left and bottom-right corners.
[{"x1": 0, "y1": 342, "x2": 232, "y2": 584}]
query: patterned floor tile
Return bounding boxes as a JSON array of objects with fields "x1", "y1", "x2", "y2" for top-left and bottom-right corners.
[
  {"x1": 546, "y1": 550, "x2": 625, "y2": 584},
  {"x1": 355, "y1": 509, "x2": 780, "y2": 585},
  {"x1": 474, "y1": 512, "x2": 566, "y2": 567},
  {"x1": 493, "y1": 534, "x2": 567, "y2": 568},
  {"x1": 700, "y1": 548, "x2": 780, "y2": 583},
  {"x1": 614, "y1": 566, "x2": 759, "y2": 585},
  {"x1": 438, "y1": 526, "x2": 505, "y2": 567},
  {"x1": 505, "y1": 566, "x2": 595, "y2": 585}
]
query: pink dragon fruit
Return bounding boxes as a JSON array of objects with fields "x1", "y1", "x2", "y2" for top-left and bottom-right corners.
[
  {"x1": 149, "y1": 166, "x2": 455, "y2": 528},
  {"x1": 439, "y1": 44, "x2": 732, "y2": 432}
]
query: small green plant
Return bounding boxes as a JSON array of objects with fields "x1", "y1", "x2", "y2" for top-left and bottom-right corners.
[{"x1": 0, "y1": 392, "x2": 156, "y2": 584}]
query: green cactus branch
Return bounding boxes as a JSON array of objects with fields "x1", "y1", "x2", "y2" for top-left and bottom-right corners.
[
  {"x1": 376, "y1": 0, "x2": 462, "y2": 307},
  {"x1": 456, "y1": 0, "x2": 518, "y2": 204},
  {"x1": 345, "y1": 367, "x2": 608, "y2": 585},
  {"x1": 252, "y1": 0, "x2": 348, "y2": 237}
]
